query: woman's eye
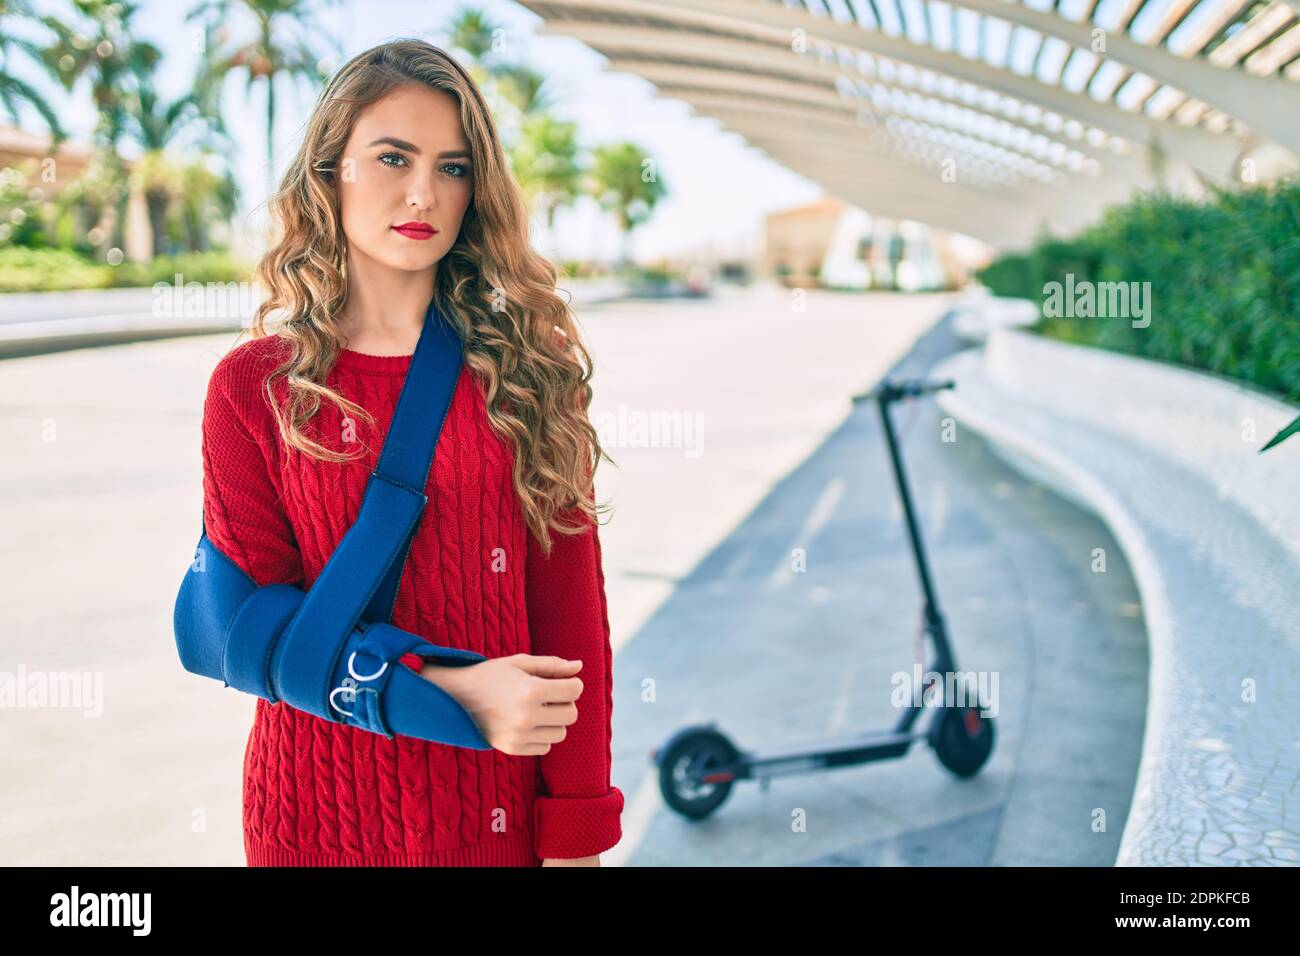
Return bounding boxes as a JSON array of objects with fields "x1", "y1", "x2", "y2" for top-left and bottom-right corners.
[
  {"x1": 378, "y1": 152, "x2": 407, "y2": 168},
  {"x1": 442, "y1": 162, "x2": 469, "y2": 178}
]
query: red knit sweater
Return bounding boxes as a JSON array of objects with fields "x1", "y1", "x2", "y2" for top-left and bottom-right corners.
[{"x1": 199, "y1": 332, "x2": 624, "y2": 865}]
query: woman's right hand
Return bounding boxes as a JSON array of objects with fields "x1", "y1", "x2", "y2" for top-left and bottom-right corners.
[{"x1": 419, "y1": 654, "x2": 583, "y2": 755}]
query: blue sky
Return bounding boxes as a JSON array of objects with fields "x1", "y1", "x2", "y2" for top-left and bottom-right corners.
[{"x1": 16, "y1": 0, "x2": 821, "y2": 264}]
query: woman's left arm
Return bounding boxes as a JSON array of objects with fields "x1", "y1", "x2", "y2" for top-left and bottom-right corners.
[{"x1": 525, "y1": 507, "x2": 625, "y2": 862}]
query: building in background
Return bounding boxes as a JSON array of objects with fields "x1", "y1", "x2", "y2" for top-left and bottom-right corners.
[
  {"x1": 0, "y1": 125, "x2": 153, "y2": 262},
  {"x1": 762, "y1": 196, "x2": 986, "y2": 291}
]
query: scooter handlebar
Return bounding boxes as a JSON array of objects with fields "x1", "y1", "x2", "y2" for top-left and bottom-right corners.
[{"x1": 851, "y1": 378, "x2": 955, "y2": 404}]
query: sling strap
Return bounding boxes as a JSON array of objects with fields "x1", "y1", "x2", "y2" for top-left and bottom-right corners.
[{"x1": 173, "y1": 293, "x2": 491, "y2": 748}]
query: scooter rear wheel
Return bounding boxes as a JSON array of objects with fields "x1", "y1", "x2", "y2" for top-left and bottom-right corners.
[
  {"x1": 931, "y1": 704, "x2": 995, "y2": 777},
  {"x1": 658, "y1": 728, "x2": 738, "y2": 820}
]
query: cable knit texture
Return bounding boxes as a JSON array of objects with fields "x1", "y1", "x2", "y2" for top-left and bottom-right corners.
[{"x1": 199, "y1": 332, "x2": 624, "y2": 865}]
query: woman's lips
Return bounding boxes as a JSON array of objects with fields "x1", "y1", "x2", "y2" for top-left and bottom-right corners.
[{"x1": 392, "y1": 223, "x2": 436, "y2": 240}]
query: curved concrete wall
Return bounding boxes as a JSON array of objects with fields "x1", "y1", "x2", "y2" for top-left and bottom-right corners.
[{"x1": 932, "y1": 329, "x2": 1300, "y2": 865}]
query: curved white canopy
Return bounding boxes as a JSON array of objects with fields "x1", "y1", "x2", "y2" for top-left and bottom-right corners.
[{"x1": 519, "y1": 0, "x2": 1300, "y2": 246}]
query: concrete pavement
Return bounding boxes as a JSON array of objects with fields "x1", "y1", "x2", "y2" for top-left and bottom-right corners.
[
  {"x1": 604, "y1": 304, "x2": 1149, "y2": 866},
  {"x1": 0, "y1": 284, "x2": 1148, "y2": 865}
]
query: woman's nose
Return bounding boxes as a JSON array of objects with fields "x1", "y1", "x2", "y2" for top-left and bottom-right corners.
[{"x1": 406, "y1": 168, "x2": 438, "y2": 211}]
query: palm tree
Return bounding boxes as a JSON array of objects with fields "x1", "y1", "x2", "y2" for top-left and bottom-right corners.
[
  {"x1": 176, "y1": 158, "x2": 238, "y2": 253},
  {"x1": 512, "y1": 113, "x2": 581, "y2": 232},
  {"x1": 491, "y1": 61, "x2": 556, "y2": 154},
  {"x1": 186, "y1": 0, "x2": 341, "y2": 200},
  {"x1": 125, "y1": 79, "x2": 221, "y2": 255},
  {"x1": 447, "y1": 6, "x2": 501, "y2": 65},
  {"x1": 129, "y1": 150, "x2": 181, "y2": 256},
  {"x1": 40, "y1": 0, "x2": 160, "y2": 255},
  {"x1": 444, "y1": 7, "x2": 575, "y2": 234},
  {"x1": 0, "y1": 0, "x2": 65, "y2": 144},
  {"x1": 40, "y1": 0, "x2": 160, "y2": 153},
  {"x1": 445, "y1": 6, "x2": 524, "y2": 138},
  {"x1": 494, "y1": 63, "x2": 553, "y2": 116},
  {"x1": 587, "y1": 142, "x2": 666, "y2": 270},
  {"x1": 50, "y1": 150, "x2": 120, "y2": 253}
]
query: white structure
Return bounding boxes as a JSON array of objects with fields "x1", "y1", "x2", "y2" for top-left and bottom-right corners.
[
  {"x1": 934, "y1": 329, "x2": 1300, "y2": 865},
  {"x1": 520, "y1": 0, "x2": 1300, "y2": 248},
  {"x1": 821, "y1": 204, "x2": 874, "y2": 287}
]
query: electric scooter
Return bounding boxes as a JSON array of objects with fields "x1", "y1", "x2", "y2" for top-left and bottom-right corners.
[{"x1": 652, "y1": 377, "x2": 995, "y2": 820}]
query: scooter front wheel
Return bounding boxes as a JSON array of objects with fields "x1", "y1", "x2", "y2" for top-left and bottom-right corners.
[
  {"x1": 930, "y1": 704, "x2": 995, "y2": 778},
  {"x1": 656, "y1": 727, "x2": 739, "y2": 820}
]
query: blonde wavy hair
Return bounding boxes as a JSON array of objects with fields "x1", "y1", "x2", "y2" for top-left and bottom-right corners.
[{"x1": 245, "y1": 38, "x2": 612, "y2": 557}]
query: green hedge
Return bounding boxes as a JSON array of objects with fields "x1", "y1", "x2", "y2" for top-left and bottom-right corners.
[
  {"x1": 0, "y1": 247, "x2": 115, "y2": 292},
  {"x1": 107, "y1": 252, "x2": 255, "y2": 288},
  {"x1": 976, "y1": 180, "x2": 1300, "y2": 407},
  {"x1": 0, "y1": 248, "x2": 255, "y2": 293}
]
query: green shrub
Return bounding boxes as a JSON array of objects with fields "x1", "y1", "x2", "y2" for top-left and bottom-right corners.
[
  {"x1": 976, "y1": 179, "x2": 1300, "y2": 406},
  {"x1": 974, "y1": 252, "x2": 1036, "y2": 299},
  {"x1": 106, "y1": 252, "x2": 255, "y2": 288},
  {"x1": 0, "y1": 248, "x2": 254, "y2": 293},
  {"x1": 0, "y1": 247, "x2": 112, "y2": 292}
]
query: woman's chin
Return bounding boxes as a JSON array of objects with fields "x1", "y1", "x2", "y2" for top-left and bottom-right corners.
[{"x1": 371, "y1": 247, "x2": 444, "y2": 273}]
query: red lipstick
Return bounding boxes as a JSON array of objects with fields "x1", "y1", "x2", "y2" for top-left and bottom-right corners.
[{"x1": 392, "y1": 221, "x2": 437, "y2": 240}]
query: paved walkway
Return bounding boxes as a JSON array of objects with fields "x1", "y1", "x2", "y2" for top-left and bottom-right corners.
[
  {"x1": 0, "y1": 284, "x2": 1148, "y2": 865},
  {"x1": 606, "y1": 307, "x2": 1149, "y2": 866}
]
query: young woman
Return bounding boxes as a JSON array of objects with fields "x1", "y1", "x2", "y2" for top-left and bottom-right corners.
[{"x1": 200, "y1": 39, "x2": 623, "y2": 867}]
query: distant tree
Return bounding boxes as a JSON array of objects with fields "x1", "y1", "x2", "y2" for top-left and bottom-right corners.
[
  {"x1": 0, "y1": 0, "x2": 66, "y2": 143},
  {"x1": 41, "y1": 0, "x2": 160, "y2": 253},
  {"x1": 587, "y1": 142, "x2": 666, "y2": 269},
  {"x1": 512, "y1": 113, "x2": 581, "y2": 232},
  {"x1": 186, "y1": 0, "x2": 341, "y2": 200}
]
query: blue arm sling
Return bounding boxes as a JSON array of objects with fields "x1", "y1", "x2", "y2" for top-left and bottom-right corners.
[{"x1": 173, "y1": 294, "x2": 492, "y2": 749}]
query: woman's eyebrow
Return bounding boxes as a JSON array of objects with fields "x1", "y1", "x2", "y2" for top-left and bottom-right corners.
[
  {"x1": 367, "y1": 136, "x2": 418, "y2": 152},
  {"x1": 366, "y1": 136, "x2": 470, "y2": 160}
]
